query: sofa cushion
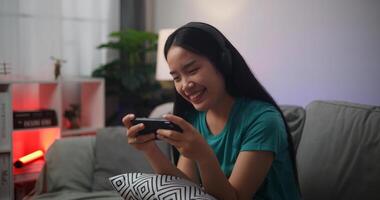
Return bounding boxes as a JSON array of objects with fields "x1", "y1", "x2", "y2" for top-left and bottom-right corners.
[
  {"x1": 280, "y1": 105, "x2": 306, "y2": 152},
  {"x1": 92, "y1": 126, "x2": 173, "y2": 191},
  {"x1": 109, "y1": 173, "x2": 217, "y2": 200},
  {"x1": 296, "y1": 100, "x2": 380, "y2": 200},
  {"x1": 44, "y1": 136, "x2": 96, "y2": 192},
  {"x1": 33, "y1": 190, "x2": 122, "y2": 200}
]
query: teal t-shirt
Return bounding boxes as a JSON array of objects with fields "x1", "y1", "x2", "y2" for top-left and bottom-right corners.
[{"x1": 187, "y1": 98, "x2": 300, "y2": 200}]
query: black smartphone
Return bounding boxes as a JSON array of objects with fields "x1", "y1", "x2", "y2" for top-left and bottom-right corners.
[{"x1": 131, "y1": 117, "x2": 182, "y2": 135}]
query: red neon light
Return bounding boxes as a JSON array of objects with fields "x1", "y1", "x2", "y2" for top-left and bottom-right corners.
[
  {"x1": 14, "y1": 150, "x2": 44, "y2": 168},
  {"x1": 13, "y1": 128, "x2": 60, "y2": 161}
]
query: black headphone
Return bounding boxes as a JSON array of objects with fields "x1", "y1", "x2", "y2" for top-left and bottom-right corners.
[{"x1": 176, "y1": 22, "x2": 233, "y2": 74}]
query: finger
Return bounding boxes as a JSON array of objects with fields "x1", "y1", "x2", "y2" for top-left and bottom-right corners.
[
  {"x1": 127, "y1": 123, "x2": 144, "y2": 137},
  {"x1": 156, "y1": 134, "x2": 181, "y2": 147},
  {"x1": 122, "y1": 114, "x2": 135, "y2": 128},
  {"x1": 132, "y1": 133, "x2": 156, "y2": 144},
  {"x1": 128, "y1": 136, "x2": 137, "y2": 143},
  {"x1": 163, "y1": 114, "x2": 192, "y2": 131},
  {"x1": 156, "y1": 129, "x2": 182, "y2": 141}
]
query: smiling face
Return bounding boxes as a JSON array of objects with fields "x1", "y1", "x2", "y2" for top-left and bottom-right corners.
[{"x1": 166, "y1": 45, "x2": 230, "y2": 111}]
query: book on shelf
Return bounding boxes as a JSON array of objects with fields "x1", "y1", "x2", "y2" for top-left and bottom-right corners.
[
  {"x1": 13, "y1": 109, "x2": 58, "y2": 129},
  {"x1": 0, "y1": 92, "x2": 12, "y2": 152},
  {"x1": 0, "y1": 153, "x2": 12, "y2": 199}
]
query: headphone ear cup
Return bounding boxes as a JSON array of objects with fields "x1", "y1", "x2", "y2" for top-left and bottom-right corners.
[{"x1": 181, "y1": 22, "x2": 232, "y2": 74}]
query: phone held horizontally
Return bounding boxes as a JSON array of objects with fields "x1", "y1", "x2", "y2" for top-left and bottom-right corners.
[{"x1": 131, "y1": 118, "x2": 183, "y2": 135}]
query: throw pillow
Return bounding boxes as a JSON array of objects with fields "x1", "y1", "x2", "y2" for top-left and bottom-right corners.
[{"x1": 109, "y1": 173, "x2": 217, "y2": 200}]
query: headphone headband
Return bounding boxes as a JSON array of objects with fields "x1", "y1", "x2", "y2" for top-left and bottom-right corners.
[
  {"x1": 181, "y1": 22, "x2": 227, "y2": 50},
  {"x1": 176, "y1": 22, "x2": 232, "y2": 74}
]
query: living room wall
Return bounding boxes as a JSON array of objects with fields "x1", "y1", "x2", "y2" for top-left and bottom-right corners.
[
  {"x1": 0, "y1": 0, "x2": 119, "y2": 79},
  {"x1": 153, "y1": 0, "x2": 380, "y2": 106}
]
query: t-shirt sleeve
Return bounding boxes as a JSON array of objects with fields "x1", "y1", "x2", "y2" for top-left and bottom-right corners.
[{"x1": 241, "y1": 111, "x2": 287, "y2": 155}]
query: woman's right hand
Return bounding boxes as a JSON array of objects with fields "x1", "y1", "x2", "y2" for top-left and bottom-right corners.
[{"x1": 122, "y1": 114, "x2": 157, "y2": 152}]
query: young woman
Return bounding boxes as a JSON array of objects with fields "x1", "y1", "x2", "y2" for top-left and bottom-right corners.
[{"x1": 123, "y1": 22, "x2": 301, "y2": 200}]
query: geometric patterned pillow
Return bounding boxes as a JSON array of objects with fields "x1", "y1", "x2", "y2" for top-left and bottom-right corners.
[{"x1": 109, "y1": 173, "x2": 217, "y2": 200}]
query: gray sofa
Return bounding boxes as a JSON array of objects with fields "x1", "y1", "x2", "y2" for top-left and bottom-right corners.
[{"x1": 26, "y1": 100, "x2": 380, "y2": 200}]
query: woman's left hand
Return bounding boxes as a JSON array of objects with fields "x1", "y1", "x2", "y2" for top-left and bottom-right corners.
[{"x1": 156, "y1": 114, "x2": 213, "y2": 162}]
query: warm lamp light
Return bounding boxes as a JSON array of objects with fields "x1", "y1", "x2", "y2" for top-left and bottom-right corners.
[
  {"x1": 156, "y1": 29, "x2": 175, "y2": 81},
  {"x1": 14, "y1": 150, "x2": 44, "y2": 168}
]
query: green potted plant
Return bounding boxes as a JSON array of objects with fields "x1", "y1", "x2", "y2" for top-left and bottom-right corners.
[{"x1": 92, "y1": 29, "x2": 173, "y2": 125}]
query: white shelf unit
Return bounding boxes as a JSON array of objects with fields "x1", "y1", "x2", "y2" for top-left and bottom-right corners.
[
  {"x1": 61, "y1": 77, "x2": 105, "y2": 137},
  {"x1": 0, "y1": 77, "x2": 62, "y2": 200},
  {"x1": 0, "y1": 82, "x2": 13, "y2": 200},
  {"x1": 0, "y1": 75, "x2": 105, "y2": 199}
]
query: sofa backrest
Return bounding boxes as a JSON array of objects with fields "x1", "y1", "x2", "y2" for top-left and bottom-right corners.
[{"x1": 296, "y1": 100, "x2": 380, "y2": 200}]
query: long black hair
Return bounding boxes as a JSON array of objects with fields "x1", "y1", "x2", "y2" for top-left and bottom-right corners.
[{"x1": 164, "y1": 22, "x2": 300, "y2": 188}]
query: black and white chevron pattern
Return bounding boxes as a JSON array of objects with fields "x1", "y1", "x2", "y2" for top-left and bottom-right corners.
[{"x1": 109, "y1": 173, "x2": 217, "y2": 200}]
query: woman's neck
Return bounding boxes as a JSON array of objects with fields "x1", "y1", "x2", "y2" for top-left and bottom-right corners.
[{"x1": 206, "y1": 94, "x2": 235, "y2": 135}]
